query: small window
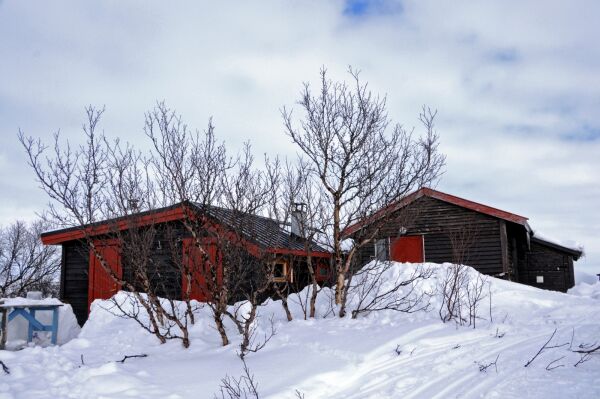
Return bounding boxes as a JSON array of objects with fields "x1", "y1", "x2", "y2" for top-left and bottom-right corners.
[
  {"x1": 271, "y1": 260, "x2": 291, "y2": 283},
  {"x1": 374, "y1": 238, "x2": 389, "y2": 261},
  {"x1": 319, "y1": 267, "x2": 329, "y2": 276},
  {"x1": 274, "y1": 263, "x2": 286, "y2": 279},
  {"x1": 536, "y1": 275, "x2": 544, "y2": 284}
]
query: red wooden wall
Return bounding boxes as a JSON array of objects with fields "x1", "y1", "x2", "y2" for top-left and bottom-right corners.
[
  {"x1": 88, "y1": 241, "x2": 122, "y2": 309},
  {"x1": 182, "y1": 237, "x2": 221, "y2": 301}
]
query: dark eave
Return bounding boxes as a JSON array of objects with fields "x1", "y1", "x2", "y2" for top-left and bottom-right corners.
[
  {"x1": 40, "y1": 203, "x2": 187, "y2": 245},
  {"x1": 531, "y1": 236, "x2": 583, "y2": 260},
  {"x1": 41, "y1": 202, "x2": 330, "y2": 256}
]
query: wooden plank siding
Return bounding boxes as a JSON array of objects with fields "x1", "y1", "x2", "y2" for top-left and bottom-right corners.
[
  {"x1": 506, "y1": 222, "x2": 529, "y2": 282},
  {"x1": 351, "y1": 191, "x2": 579, "y2": 293},
  {"x1": 62, "y1": 241, "x2": 90, "y2": 325},
  {"x1": 61, "y1": 223, "x2": 188, "y2": 325},
  {"x1": 59, "y1": 218, "x2": 332, "y2": 325},
  {"x1": 355, "y1": 196, "x2": 510, "y2": 277},
  {"x1": 519, "y1": 239, "x2": 575, "y2": 292}
]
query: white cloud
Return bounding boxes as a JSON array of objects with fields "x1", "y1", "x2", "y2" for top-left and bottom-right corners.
[{"x1": 0, "y1": 0, "x2": 598, "y2": 272}]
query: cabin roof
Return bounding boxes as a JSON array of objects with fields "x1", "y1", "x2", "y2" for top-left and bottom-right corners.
[
  {"x1": 198, "y1": 204, "x2": 328, "y2": 253},
  {"x1": 41, "y1": 202, "x2": 329, "y2": 254},
  {"x1": 530, "y1": 235, "x2": 583, "y2": 260},
  {"x1": 343, "y1": 187, "x2": 529, "y2": 236}
]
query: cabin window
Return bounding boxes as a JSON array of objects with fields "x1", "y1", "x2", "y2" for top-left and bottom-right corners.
[
  {"x1": 536, "y1": 275, "x2": 544, "y2": 284},
  {"x1": 271, "y1": 260, "x2": 292, "y2": 283},
  {"x1": 319, "y1": 267, "x2": 329, "y2": 276},
  {"x1": 374, "y1": 238, "x2": 389, "y2": 261}
]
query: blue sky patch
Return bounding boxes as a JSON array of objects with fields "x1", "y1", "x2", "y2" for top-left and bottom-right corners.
[
  {"x1": 490, "y1": 48, "x2": 519, "y2": 63},
  {"x1": 562, "y1": 124, "x2": 600, "y2": 142},
  {"x1": 343, "y1": 0, "x2": 403, "y2": 17}
]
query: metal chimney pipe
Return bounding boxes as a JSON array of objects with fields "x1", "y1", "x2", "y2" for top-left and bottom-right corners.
[{"x1": 290, "y1": 202, "x2": 306, "y2": 237}]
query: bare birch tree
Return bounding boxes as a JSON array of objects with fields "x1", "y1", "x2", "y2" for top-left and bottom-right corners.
[
  {"x1": 145, "y1": 103, "x2": 280, "y2": 349},
  {"x1": 282, "y1": 67, "x2": 445, "y2": 317},
  {"x1": 438, "y1": 217, "x2": 489, "y2": 327},
  {"x1": 18, "y1": 106, "x2": 205, "y2": 347},
  {"x1": 270, "y1": 160, "x2": 331, "y2": 320},
  {"x1": 0, "y1": 220, "x2": 60, "y2": 297}
]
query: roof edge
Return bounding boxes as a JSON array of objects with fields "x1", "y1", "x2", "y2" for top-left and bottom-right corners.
[
  {"x1": 40, "y1": 202, "x2": 189, "y2": 245},
  {"x1": 531, "y1": 236, "x2": 583, "y2": 260},
  {"x1": 343, "y1": 187, "x2": 529, "y2": 237}
]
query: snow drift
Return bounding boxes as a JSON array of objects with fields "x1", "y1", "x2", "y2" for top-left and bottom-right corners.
[
  {"x1": 569, "y1": 281, "x2": 600, "y2": 300},
  {"x1": 0, "y1": 262, "x2": 598, "y2": 399}
]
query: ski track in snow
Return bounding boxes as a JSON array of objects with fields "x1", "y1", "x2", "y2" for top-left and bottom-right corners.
[
  {"x1": 1, "y1": 262, "x2": 599, "y2": 399},
  {"x1": 294, "y1": 323, "x2": 598, "y2": 399}
]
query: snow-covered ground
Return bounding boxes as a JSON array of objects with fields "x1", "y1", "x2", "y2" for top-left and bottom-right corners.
[{"x1": 0, "y1": 262, "x2": 598, "y2": 399}]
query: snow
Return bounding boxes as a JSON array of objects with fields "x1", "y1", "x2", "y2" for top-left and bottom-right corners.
[
  {"x1": 568, "y1": 280, "x2": 600, "y2": 300},
  {"x1": 575, "y1": 269, "x2": 599, "y2": 285},
  {"x1": 340, "y1": 237, "x2": 355, "y2": 252},
  {"x1": 531, "y1": 230, "x2": 584, "y2": 254},
  {"x1": 1, "y1": 298, "x2": 80, "y2": 348},
  {"x1": 1, "y1": 297, "x2": 63, "y2": 307},
  {"x1": 1, "y1": 263, "x2": 599, "y2": 398}
]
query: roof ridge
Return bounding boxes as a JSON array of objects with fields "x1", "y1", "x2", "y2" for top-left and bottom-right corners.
[{"x1": 421, "y1": 187, "x2": 528, "y2": 222}]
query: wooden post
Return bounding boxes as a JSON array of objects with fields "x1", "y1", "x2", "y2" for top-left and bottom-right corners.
[
  {"x1": 499, "y1": 220, "x2": 509, "y2": 280},
  {"x1": 27, "y1": 308, "x2": 36, "y2": 342},
  {"x1": 51, "y1": 307, "x2": 59, "y2": 345},
  {"x1": 511, "y1": 236, "x2": 519, "y2": 282},
  {"x1": 0, "y1": 308, "x2": 7, "y2": 350}
]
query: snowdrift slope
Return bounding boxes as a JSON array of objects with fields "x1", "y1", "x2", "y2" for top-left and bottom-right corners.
[{"x1": 0, "y1": 262, "x2": 598, "y2": 399}]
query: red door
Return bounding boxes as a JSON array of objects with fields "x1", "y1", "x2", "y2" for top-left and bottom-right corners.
[
  {"x1": 88, "y1": 241, "x2": 122, "y2": 309},
  {"x1": 390, "y1": 236, "x2": 424, "y2": 263},
  {"x1": 182, "y1": 238, "x2": 221, "y2": 301}
]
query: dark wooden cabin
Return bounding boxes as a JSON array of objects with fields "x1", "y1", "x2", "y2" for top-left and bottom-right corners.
[
  {"x1": 344, "y1": 188, "x2": 582, "y2": 293},
  {"x1": 41, "y1": 203, "x2": 331, "y2": 325}
]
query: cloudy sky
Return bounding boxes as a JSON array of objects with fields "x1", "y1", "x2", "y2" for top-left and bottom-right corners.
[{"x1": 1, "y1": 0, "x2": 598, "y2": 274}]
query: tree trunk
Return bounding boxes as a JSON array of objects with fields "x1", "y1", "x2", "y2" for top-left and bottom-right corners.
[
  {"x1": 338, "y1": 273, "x2": 351, "y2": 318},
  {"x1": 335, "y1": 272, "x2": 345, "y2": 307},
  {"x1": 185, "y1": 299, "x2": 195, "y2": 325},
  {"x1": 333, "y1": 201, "x2": 343, "y2": 305},
  {"x1": 240, "y1": 299, "x2": 259, "y2": 357},
  {"x1": 280, "y1": 294, "x2": 293, "y2": 322},
  {"x1": 214, "y1": 313, "x2": 229, "y2": 346},
  {"x1": 309, "y1": 280, "x2": 318, "y2": 318}
]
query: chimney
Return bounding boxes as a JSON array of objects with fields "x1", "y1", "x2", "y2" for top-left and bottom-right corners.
[
  {"x1": 290, "y1": 202, "x2": 306, "y2": 237},
  {"x1": 128, "y1": 198, "x2": 140, "y2": 212}
]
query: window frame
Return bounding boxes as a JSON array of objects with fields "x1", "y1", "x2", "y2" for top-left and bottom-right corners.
[
  {"x1": 271, "y1": 258, "x2": 292, "y2": 283},
  {"x1": 374, "y1": 237, "x2": 390, "y2": 261}
]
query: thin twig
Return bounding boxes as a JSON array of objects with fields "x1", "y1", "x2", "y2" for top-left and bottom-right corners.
[
  {"x1": 546, "y1": 356, "x2": 565, "y2": 371},
  {"x1": 524, "y1": 329, "x2": 568, "y2": 368},
  {"x1": 395, "y1": 345, "x2": 402, "y2": 356},
  {"x1": 116, "y1": 354, "x2": 148, "y2": 363},
  {"x1": 0, "y1": 361, "x2": 9, "y2": 374},
  {"x1": 476, "y1": 354, "x2": 499, "y2": 373}
]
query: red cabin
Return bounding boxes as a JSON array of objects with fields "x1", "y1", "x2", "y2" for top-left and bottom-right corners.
[{"x1": 41, "y1": 203, "x2": 331, "y2": 325}]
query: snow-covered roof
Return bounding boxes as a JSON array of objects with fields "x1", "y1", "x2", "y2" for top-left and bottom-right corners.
[
  {"x1": 0, "y1": 297, "x2": 63, "y2": 308},
  {"x1": 531, "y1": 230, "x2": 584, "y2": 258}
]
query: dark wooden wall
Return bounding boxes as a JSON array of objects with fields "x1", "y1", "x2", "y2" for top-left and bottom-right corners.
[
  {"x1": 59, "y1": 220, "x2": 323, "y2": 325},
  {"x1": 61, "y1": 222, "x2": 189, "y2": 325},
  {"x1": 353, "y1": 195, "x2": 578, "y2": 293},
  {"x1": 123, "y1": 224, "x2": 186, "y2": 300},
  {"x1": 357, "y1": 196, "x2": 508, "y2": 276},
  {"x1": 505, "y1": 223, "x2": 529, "y2": 282},
  {"x1": 519, "y1": 239, "x2": 575, "y2": 292},
  {"x1": 61, "y1": 241, "x2": 90, "y2": 325}
]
